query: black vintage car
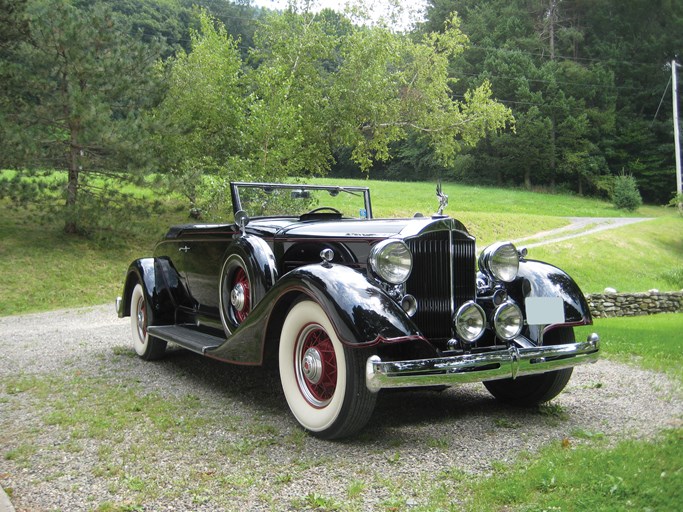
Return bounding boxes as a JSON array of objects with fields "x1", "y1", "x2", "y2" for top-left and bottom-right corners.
[{"x1": 117, "y1": 182, "x2": 599, "y2": 439}]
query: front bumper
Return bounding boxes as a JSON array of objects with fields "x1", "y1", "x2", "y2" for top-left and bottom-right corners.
[{"x1": 366, "y1": 333, "x2": 600, "y2": 392}]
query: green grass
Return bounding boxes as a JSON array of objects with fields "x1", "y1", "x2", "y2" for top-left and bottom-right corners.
[
  {"x1": 312, "y1": 178, "x2": 669, "y2": 218},
  {"x1": 0, "y1": 200, "x2": 188, "y2": 316},
  {"x1": 576, "y1": 313, "x2": 683, "y2": 383},
  {"x1": 455, "y1": 429, "x2": 683, "y2": 512},
  {"x1": 532, "y1": 216, "x2": 683, "y2": 293},
  {"x1": 1, "y1": 177, "x2": 680, "y2": 315}
]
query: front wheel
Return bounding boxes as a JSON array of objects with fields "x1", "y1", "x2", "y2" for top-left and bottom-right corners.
[
  {"x1": 130, "y1": 283, "x2": 167, "y2": 361},
  {"x1": 278, "y1": 300, "x2": 377, "y2": 439},
  {"x1": 483, "y1": 327, "x2": 575, "y2": 406}
]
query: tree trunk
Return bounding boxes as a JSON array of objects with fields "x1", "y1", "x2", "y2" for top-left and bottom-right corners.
[
  {"x1": 524, "y1": 168, "x2": 532, "y2": 190},
  {"x1": 65, "y1": 132, "x2": 80, "y2": 234},
  {"x1": 550, "y1": 115, "x2": 557, "y2": 190}
]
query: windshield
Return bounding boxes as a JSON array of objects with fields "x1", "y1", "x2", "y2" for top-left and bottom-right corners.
[{"x1": 230, "y1": 182, "x2": 373, "y2": 219}]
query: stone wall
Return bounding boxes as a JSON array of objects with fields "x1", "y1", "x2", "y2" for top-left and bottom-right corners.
[{"x1": 585, "y1": 291, "x2": 683, "y2": 318}]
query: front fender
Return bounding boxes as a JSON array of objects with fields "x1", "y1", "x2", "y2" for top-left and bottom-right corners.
[
  {"x1": 278, "y1": 264, "x2": 423, "y2": 346},
  {"x1": 206, "y1": 263, "x2": 426, "y2": 364},
  {"x1": 508, "y1": 259, "x2": 592, "y2": 329}
]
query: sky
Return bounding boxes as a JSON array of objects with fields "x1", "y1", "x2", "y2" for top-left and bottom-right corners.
[{"x1": 249, "y1": 0, "x2": 428, "y2": 31}]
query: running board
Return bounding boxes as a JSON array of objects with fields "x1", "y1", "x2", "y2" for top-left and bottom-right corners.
[{"x1": 147, "y1": 325, "x2": 224, "y2": 355}]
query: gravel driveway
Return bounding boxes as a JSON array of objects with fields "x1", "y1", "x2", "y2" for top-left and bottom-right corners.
[{"x1": 1, "y1": 305, "x2": 681, "y2": 511}]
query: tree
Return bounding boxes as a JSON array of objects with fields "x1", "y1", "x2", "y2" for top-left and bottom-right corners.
[
  {"x1": 0, "y1": 0, "x2": 165, "y2": 235},
  {"x1": 416, "y1": 0, "x2": 616, "y2": 193},
  {"x1": 152, "y1": 11, "x2": 246, "y2": 215},
  {"x1": 156, "y1": 6, "x2": 513, "y2": 219}
]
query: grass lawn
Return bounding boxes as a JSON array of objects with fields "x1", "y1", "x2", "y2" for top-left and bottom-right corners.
[
  {"x1": 458, "y1": 428, "x2": 683, "y2": 512},
  {"x1": 577, "y1": 313, "x2": 683, "y2": 383},
  {"x1": 439, "y1": 313, "x2": 683, "y2": 511},
  {"x1": 532, "y1": 216, "x2": 683, "y2": 293},
  {"x1": 1, "y1": 177, "x2": 681, "y2": 315},
  {"x1": 0, "y1": 202, "x2": 189, "y2": 316}
]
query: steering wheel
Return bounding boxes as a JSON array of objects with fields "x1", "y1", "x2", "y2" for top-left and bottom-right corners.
[{"x1": 305, "y1": 207, "x2": 342, "y2": 215}]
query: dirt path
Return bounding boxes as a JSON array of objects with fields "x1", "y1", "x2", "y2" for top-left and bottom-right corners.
[{"x1": 513, "y1": 216, "x2": 654, "y2": 248}]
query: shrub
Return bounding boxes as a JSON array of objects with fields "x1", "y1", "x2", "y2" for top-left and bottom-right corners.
[
  {"x1": 668, "y1": 192, "x2": 683, "y2": 216},
  {"x1": 611, "y1": 174, "x2": 642, "y2": 211}
]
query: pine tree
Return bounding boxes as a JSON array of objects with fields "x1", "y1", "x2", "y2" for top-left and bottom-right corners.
[{"x1": 0, "y1": 0, "x2": 164, "y2": 235}]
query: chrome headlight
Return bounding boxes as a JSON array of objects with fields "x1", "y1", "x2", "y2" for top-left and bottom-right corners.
[
  {"x1": 454, "y1": 301, "x2": 486, "y2": 342},
  {"x1": 369, "y1": 240, "x2": 413, "y2": 284},
  {"x1": 493, "y1": 301, "x2": 524, "y2": 340},
  {"x1": 478, "y1": 242, "x2": 520, "y2": 283}
]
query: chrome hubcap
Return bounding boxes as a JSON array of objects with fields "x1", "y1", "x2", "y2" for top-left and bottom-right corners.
[
  {"x1": 136, "y1": 298, "x2": 146, "y2": 339},
  {"x1": 302, "y1": 347, "x2": 323, "y2": 385},
  {"x1": 230, "y1": 283, "x2": 246, "y2": 311}
]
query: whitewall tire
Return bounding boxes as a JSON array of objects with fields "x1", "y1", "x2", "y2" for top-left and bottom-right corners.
[
  {"x1": 130, "y1": 283, "x2": 166, "y2": 360},
  {"x1": 279, "y1": 300, "x2": 376, "y2": 439}
]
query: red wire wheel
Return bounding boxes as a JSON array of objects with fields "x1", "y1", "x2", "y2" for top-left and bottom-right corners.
[
  {"x1": 295, "y1": 325, "x2": 338, "y2": 407},
  {"x1": 230, "y1": 267, "x2": 251, "y2": 324},
  {"x1": 220, "y1": 254, "x2": 253, "y2": 332}
]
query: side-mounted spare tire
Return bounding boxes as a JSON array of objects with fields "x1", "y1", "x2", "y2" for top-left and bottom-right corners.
[
  {"x1": 219, "y1": 236, "x2": 278, "y2": 335},
  {"x1": 483, "y1": 327, "x2": 575, "y2": 406}
]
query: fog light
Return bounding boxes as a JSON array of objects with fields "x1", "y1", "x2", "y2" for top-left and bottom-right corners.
[
  {"x1": 493, "y1": 301, "x2": 524, "y2": 340},
  {"x1": 454, "y1": 301, "x2": 486, "y2": 342},
  {"x1": 400, "y1": 294, "x2": 417, "y2": 317}
]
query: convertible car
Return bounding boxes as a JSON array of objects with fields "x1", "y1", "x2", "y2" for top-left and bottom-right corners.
[{"x1": 116, "y1": 182, "x2": 600, "y2": 439}]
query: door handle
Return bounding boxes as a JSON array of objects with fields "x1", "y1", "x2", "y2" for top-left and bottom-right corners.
[{"x1": 179, "y1": 246, "x2": 190, "y2": 253}]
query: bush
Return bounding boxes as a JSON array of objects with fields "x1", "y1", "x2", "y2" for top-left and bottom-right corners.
[
  {"x1": 611, "y1": 174, "x2": 642, "y2": 211},
  {"x1": 668, "y1": 192, "x2": 683, "y2": 216}
]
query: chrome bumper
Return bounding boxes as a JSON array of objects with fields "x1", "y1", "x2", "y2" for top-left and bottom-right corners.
[{"x1": 366, "y1": 333, "x2": 600, "y2": 392}]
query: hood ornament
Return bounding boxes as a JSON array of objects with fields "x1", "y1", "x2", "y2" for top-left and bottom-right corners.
[{"x1": 436, "y1": 181, "x2": 448, "y2": 216}]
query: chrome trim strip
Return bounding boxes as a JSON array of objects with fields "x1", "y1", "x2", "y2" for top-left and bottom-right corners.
[
  {"x1": 449, "y1": 226, "x2": 455, "y2": 322},
  {"x1": 366, "y1": 334, "x2": 600, "y2": 392}
]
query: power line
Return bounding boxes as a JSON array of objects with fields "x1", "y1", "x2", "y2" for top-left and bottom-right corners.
[
  {"x1": 464, "y1": 42, "x2": 668, "y2": 69},
  {"x1": 652, "y1": 75, "x2": 672, "y2": 126},
  {"x1": 451, "y1": 71, "x2": 637, "y2": 91}
]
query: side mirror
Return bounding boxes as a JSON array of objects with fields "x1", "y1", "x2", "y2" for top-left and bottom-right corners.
[{"x1": 235, "y1": 209, "x2": 250, "y2": 234}]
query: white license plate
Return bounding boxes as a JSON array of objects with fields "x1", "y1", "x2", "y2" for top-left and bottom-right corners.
[{"x1": 525, "y1": 297, "x2": 565, "y2": 325}]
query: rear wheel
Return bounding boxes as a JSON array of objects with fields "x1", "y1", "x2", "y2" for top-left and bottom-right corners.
[
  {"x1": 279, "y1": 300, "x2": 376, "y2": 439},
  {"x1": 483, "y1": 327, "x2": 574, "y2": 406},
  {"x1": 130, "y1": 283, "x2": 166, "y2": 360}
]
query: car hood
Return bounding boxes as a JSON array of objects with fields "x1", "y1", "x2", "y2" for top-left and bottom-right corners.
[{"x1": 254, "y1": 216, "x2": 469, "y2": 240}]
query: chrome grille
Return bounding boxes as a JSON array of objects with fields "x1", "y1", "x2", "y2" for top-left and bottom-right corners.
[{"x1": 406, "y1": 230, "x2": 476, "y2": 340}]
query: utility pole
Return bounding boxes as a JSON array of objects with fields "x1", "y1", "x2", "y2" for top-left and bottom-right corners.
[{"x1": 671, "y1": 59, "x2": 682, "y2": 196}]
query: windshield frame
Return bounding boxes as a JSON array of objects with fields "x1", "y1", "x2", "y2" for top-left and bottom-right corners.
[{"x1": 230, "y1": 182, "x2": 374, "y2": 220}]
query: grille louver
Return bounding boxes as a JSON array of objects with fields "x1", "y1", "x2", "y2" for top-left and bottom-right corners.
[{"x1": 406, "y1": 230, "x2": 476, "y2": 340}]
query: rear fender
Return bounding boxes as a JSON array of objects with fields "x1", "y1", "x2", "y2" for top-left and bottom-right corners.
[{"x1": 118, "y1": 257, "x2": 187, "y2": 325}]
